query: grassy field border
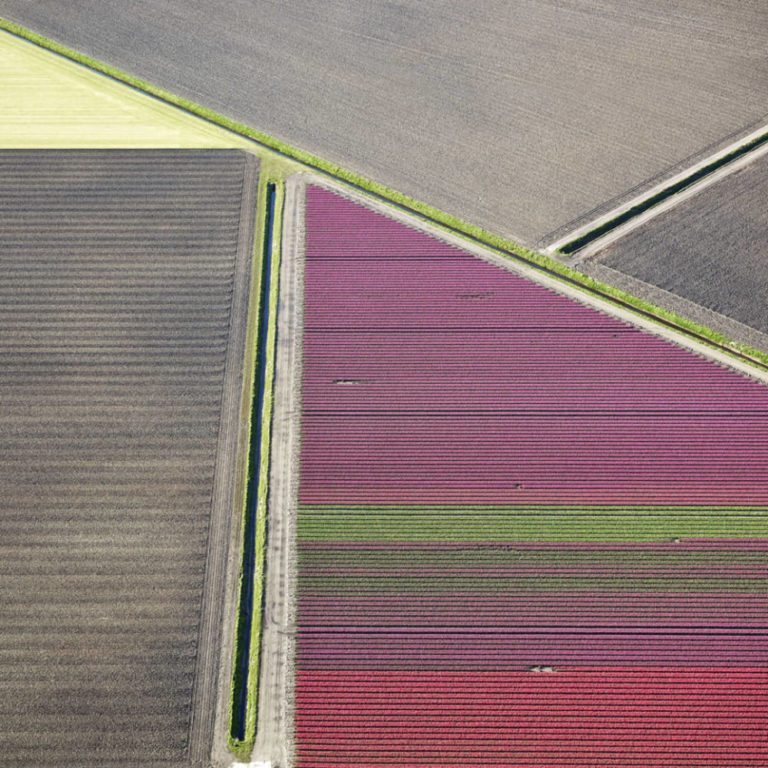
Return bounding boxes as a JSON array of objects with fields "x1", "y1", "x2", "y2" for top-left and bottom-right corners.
[
  {"x1": 227, "y1": 175, "x2": 284, "y2": 761},
  {"x1": 3, "y1": 17, "x2": 768, "y2": 374},
  {"x1": 225, "y1": 172, "x2": 268, "y2": 760}
]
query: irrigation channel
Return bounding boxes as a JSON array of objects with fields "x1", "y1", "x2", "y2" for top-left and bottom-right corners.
[
  {"x1": 231, "y1": 182, "x2": 277, "y2": 742},
  {"x1": 557, "y1": 128, "x2": 768, "y2": 255}
]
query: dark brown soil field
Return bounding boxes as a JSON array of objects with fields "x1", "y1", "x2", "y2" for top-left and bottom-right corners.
[
  {"x1": 2, "y1": 1, "x2": 766, "y2": 247},
  {"x1": 0, "y1": 149, "x2": 257, "y2": 766},
  {"x1": 585, "y1": 153, "x2": 768, "y2": 344}
]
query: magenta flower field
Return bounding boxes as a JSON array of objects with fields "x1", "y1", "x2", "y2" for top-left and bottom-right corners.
[{"x1": 295, "y1": 185, "x2": 768, "y2": 767}]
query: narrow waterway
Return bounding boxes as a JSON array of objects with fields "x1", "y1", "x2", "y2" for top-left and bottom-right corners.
[{"x1": 231, "y1": 181, "x2": 276, "y2": 742}]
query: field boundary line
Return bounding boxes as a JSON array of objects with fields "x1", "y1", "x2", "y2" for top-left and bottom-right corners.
[
  {"x1": 210, "y1": 160, "x2": 265, "y2": 768},
  {"x1": 244, "y1": 177, "x2": 285, "y2": 763},
  {"x1": 545, "y1": 124, "x2": 768, "y2": 257},
  {"x1": 4, "y1": 17, "x2": 768, "y2": 373},
  {"x1": 222, "y1": 173, "x2": 266, "y2": 763},
  {"x1": 226, "y1": 176, "x2": 284, "y2": 762},
  {"x1": 249, "y1": 174, "x2": 304, "y2": 768}
]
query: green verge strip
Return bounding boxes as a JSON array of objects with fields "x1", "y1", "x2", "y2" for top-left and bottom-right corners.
[
  {"x1": 559, "y1": 130, "x2": 768, "y2": 255},
  {"x1": 3, "y1": 18, "x2": 768, "y2": 372},
  {"x1": 228, "y1": 178, "x2": 283, "y2": 761},
  {"x1": 302, "y1": 575, "x2": 768, "y2": 593},
  {"x1": 298, "y1": 506, "x2": 768, "y2": 542}
]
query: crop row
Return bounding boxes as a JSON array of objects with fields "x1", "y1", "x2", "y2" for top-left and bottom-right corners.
[
  {"x1": 296, "y1": 630, "x2": 768, "y2": 668},
  {"x1": 297, "y1": 598, "x2": 768, "y2": 628},
  {"x1": 295, "y1": 541, "x2": 768, "y2": 631},
  {"x1": 297, "y1": 508, "x2": 768, "y2": 541},
  {"x1": 297, "y1": 538, "x2": 768, "y2": 562},
  {"x1": 0, "y1": 151, "x2": 253, "y2": 766},
  {"x1": 301, "y1": 186, "x2": 768, "y2": 508}
]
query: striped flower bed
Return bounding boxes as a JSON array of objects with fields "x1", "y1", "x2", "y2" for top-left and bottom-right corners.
[
  {"x1": 296, "y1": 185, "x2": 768, "y2": 765},
  {"x1": 296, "y1": 669, "x2": 768, "y2": 767}
]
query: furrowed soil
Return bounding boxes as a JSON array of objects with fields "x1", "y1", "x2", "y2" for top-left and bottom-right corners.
[
  {"x1": 584, "y1": 152, "x2": 768, "y2": 345},
  {"x1": 2, "y1": 1, "x2": 767, "y2": 247},
  {"x1": 0, "y1": 149, "x2": 257, "y2": 767}
]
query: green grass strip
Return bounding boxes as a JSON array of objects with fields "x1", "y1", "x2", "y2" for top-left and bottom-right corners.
[
  {"x1": 227, "y1": 178, "x2": 283, "y2": 761},
  {"x1": 559, "y1": 131, "x2": 768, "y2": 254},
  {"x1": 301, "y1": 575, "x2": 768, "y2": 593},
  {"x1": 298, "y1": 506, "x2": 768, "y2": 542},
  {"x1": 3, "y1": 17, "x2": 768, "y2": 372}
]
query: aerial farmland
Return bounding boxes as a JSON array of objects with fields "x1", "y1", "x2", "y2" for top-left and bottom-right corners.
[
  {"x1": 1, "y1": 1, "x2": 767, "y2": 247},
  {"x1": 1, "y1": 2, "x2": 768, "y2": 767},
  {"x1": 0, "y1": 150, "x2": 257, "y2": 766}
]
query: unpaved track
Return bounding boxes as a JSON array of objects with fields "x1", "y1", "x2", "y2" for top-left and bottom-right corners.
[
  {"x1": 2, "y1": 0, "x2": 767, "y2": 247},
  {"x1": 250, "y1": 176, "x2": 304, "y2": 767}
]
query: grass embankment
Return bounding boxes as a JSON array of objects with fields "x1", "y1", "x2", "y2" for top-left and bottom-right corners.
[
  {"x1": 559, "y1": 130, "x2": 768, "y2": 255},
  {"x1": 298, "y1": 506, "x2": 768, "y2": 542},
  {"x1": 228, "y1": 177, "x2": 284, "y2": 761},
  {"x1": 2, "y1": 17, "x2": 767, "y2": 372}
]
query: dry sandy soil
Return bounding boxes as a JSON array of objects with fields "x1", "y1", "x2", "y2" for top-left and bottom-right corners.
[{"x1": 0, "y1": 149, "x2": 257, "y2": 767}]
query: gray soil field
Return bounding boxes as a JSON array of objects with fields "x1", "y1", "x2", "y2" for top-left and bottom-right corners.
[
  {"x1": 583, "y1": 151, "x2": 768, "y2": 349},
  {"x1": 1, "y1": 1, "x2": 766, "y2": 247},
  {"x1": 0, "y1": 149, "x2": 257, "y2": 767}
]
